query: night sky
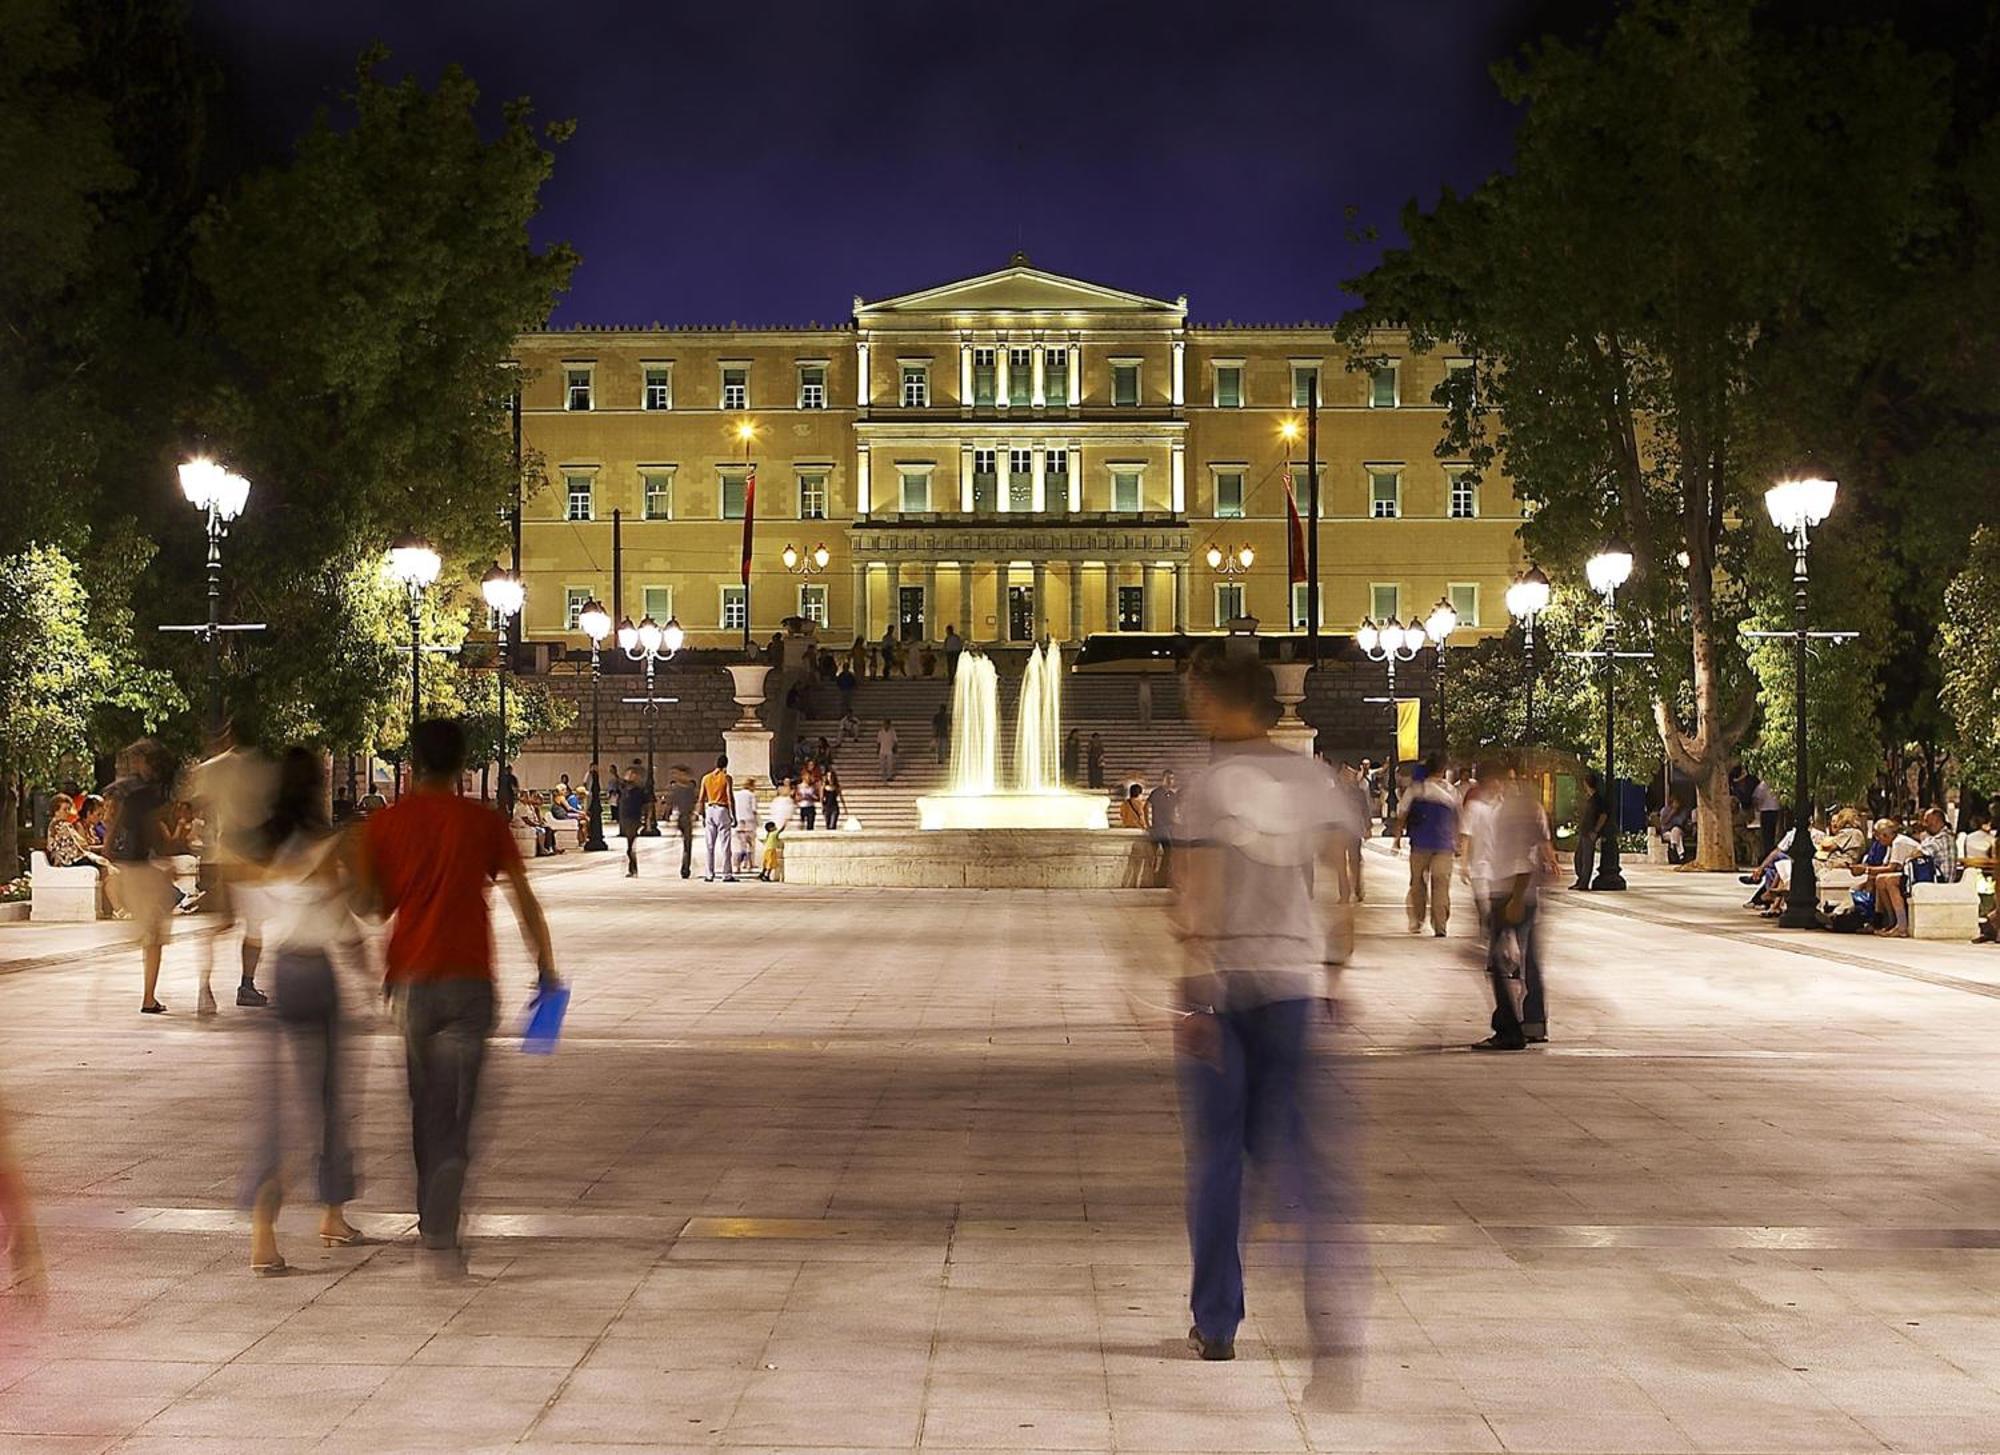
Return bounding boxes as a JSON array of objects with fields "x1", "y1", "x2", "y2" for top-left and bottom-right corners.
[{"x1": 188, "y1": 0, "x2": 1567, "y2": 328}]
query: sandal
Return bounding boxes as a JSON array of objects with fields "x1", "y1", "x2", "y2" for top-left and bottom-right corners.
[
  {"x1": 251, "y1": 1256, "x2": 290, "y2": 1277},
  {"x1": 140, "y1": 1002, "x2": 167, "y2": 1014}
]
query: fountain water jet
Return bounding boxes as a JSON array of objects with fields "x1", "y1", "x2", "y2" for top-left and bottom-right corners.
[{"x1": 915, "y1": 642, "x2": 1107, "y2": 831}]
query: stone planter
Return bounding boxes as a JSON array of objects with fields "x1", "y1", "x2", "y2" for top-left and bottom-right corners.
[
  {"x1": 1269, "y1": 662, "x2": 1317, "y2": 756},
  {"x1": 0, "y1": 901, "x2": 26, "y2": 923},
  {"x1": 725, "y1": 664, "x2": 770, "y2": 729}
]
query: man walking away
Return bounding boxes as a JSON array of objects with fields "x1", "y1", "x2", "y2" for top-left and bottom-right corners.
[
  {"x1": 943, "y1": 624, "x2": 962, "y2": 681},
  {"x1": 1400, "y1": 758, "x2": 1459, "y2": 937},
  {"x1": 356, "y1": 719, "x2": 558, "y2": 1270},
  {"x1": 1170, "y1": 644, "x2": 1364, "y2": 1399},
  {"x1": 698, "y1": 756, "x2": 736, "y2": 883},
  {"x1": 191, "y1": 724, "x2": 277, "y2": 1014},
  {"x1": 617, "y1": 763, "x2": 651, "y2": 877},
  {"x1": 1148, "y1": 770, "x2": 1180, "y2": 880},
  {"x1": 665, "y1": 766, "x2": 697, "y2": 879},
  {"x1": 1474, "y1": 760, "x2": 1555, "y2": 1050},
  {"x1": 108, "y1": 740, "x2": 180, "y2": 1015},
  {"x1": 932, "y1": 703, "x2": 950, "y2": 765},
  {"x1": 1574, "y1": 771, "x2": 1607, "y2": 889},
  {"x1": 877, "y1": 719, "x2": 899, "y2": 782}
]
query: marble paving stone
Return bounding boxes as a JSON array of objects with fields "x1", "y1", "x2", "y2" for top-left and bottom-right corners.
[{"x1": 6, "y1": 854, "x2": 2000, "y2": 1450}]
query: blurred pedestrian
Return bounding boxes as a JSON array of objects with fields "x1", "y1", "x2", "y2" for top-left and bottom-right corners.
[
  {"x1": 1574, "y1": 770, "x2": 1607, "y2": 889},
  {"x1": 356, "y1": 719, "x2": 559, "y2": 1270},
  {"x1": 191, "y1": 723, "x2": 277, "y2": 1016},
  {"x1": 878, "y1": 719, "x2": 900, "y2": 782},
  {"x1": 698, "y1": 756, "x2": 735, "y2": 883},
  {"x1": 1087, "y1": 732, "x2": 1105, "y2": 790},
  {"x1": 1333, "y1": 761, "x2": 1368, "y2": 903},
  {"x1": 1063, "y1": 728, "x2": 1081, "y2": 787},
  {"x1": 1136, "y1": 673, "x2": 1153, "y2": 730},
  {"x1": 107, "y1": 740, "x2": 180, "y2": 1015},
  {"x1": 732, "y1": 776, "x2": 760, "y2": 877},
  {"x1": 617, "y1": 763, "x2": 651, "y2": 877},
  {"x1": 665, "y1": 765, "x2": 697, "y2": 879},
  {"x1": 0, "y1": 1093, "x2": 43, "y2": 1300},
  {"x1": 243, "y1": 748, "x2": 365, "y2": 1274},
  {"x1": 1148, "y1": 769, "x2": 1181, "y2": 878},
  {"x1": 932, "y1": 702, "x2": 950, "y2": 764},
  {"x1": 1476, "y1": 762, "x2": 1556, "y2": 1051},
  {"x1": 1397, "y1": 756, "x2": 1459, "y2": 937},
  {"x1": 823, "y1": 767, "x2": 844, "y2": 831},
  {"x1": 1170, "y1": 645, "x2": 1363, "y2": 1396},
  {"x1": 1119, "y1": 783, "x2": 1149, "y2": 829},
  {"x1": 943, "y1": 624, "x2": 963, "y2": 680}
]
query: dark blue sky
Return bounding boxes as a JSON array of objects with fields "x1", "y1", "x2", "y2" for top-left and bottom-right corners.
[{"x1": 190, "y1": 0, "x2": 1561, "y2": 327}]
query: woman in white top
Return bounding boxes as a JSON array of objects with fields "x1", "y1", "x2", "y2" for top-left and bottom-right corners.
[{"x1": 242, "y1": 748, "x2": 365, "y2": 1273}]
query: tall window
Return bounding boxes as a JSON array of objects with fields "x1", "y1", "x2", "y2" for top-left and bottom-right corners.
[
  {"x1": 721, "y1": 470, "x2": 748, "y2": 520},
  {"x1": 1008, "y1": 347, "x2": 1033, "y2": 406},
  {"x1": 1045, "y1": 448, "x2": 1070, "y2": 510},
  {"x1": 1043, "y1": 347, "x2": 1069, "y2": 402},
  {"x1": 900, "y1": 470, "x2": 931, "y2": 512},
  {"x1": 721, "y1": 586, "x2": 746, "y2": 630},
  {"x1": 1111, "y1": 468, "x2": 1141, "y2": 512},
  {"x1": 1369, "y1": 363, "x2": 1399, "y2": 408},
  {"x1": 799, "y1": 472, "x2": 827, "y2": 520},
  {"x1": 1112, "y1": 362, "x2": 1140, "y2": 407},
  {"x1": 565, "y1": 588, "x2": 591, "y2": 630},
  {"x1": 643, "y1": 586, "x2": 672, "y2": 622},
  {"x1": 642, "y1": 365, "x2": 671, "y2": 411},
  {"x1": 1214, "y1": 364, "x2": 1243, "y2": 408},
  {"x1": 1449, "y1": 582, "x2": 1479, "y2": 627},
  {"x1": 721, "y1": 366, "x2": 749, "y2": 411},
  {"x1": 1215, "y1": 582, "x2": 1245, "y2": 624},
  {"x1": 799, "y1": 583, "x2": 829, "y2": 627},
  {"x1": 973, "y1": 447, "x2": 997, "y2": 507},
  {"x1": 1369, "y1": 469, "x2": 1401, "y2": 519},
  {"x1": 972, "y1": 348, "x2": 996, "y2": 406},
  {"x1": 1215, "y1": 470, "x2": 1245, "y2": 519},
  {"x1": 1291, "y1": 363, "x2": 1319, "y2": 408},
  {"x1": 564, "y1": 367, "x2": 593, "y2": 411},
  {"x1": 1444, "y1": 357, "x2": 1475, "y2": 403},
  {"x1": 1370, "y1": 583, "x2": 1401, "y2": 622},
  {"x1": 798, "y1": 364, "x2": 827, "y2": 410},
  {"x1": 1008, "y1": 448, "x2": 1032, "y2": 510},
  {"x1": 1448, "y1": 469, "x2": 1478, "y2": 519},
  {"x1": 900, "y1": 364, "x2": 928, "y2": 408},
  {"x1": 565, "y1": 473, "x2": 594, "y2": 521},
  {"x1": 1291, "y1": 582, "x2": 1324, "y2": 630},
  {"x1": 642, "y1": 471, "x2": 672, "y2": 520}
]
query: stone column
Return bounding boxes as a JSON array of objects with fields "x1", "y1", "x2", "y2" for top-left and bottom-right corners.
[
  {"x1": 1032, "y1": 343, "x2": 1046, "y2": 407},
  {"x1": 885, "y1": 560, "x2": 903, "y2": 645},
  {"x1": 960, "y1": 445, "x2": 974, "y2": 513},
  {"x1": 1068, "y1": 337, "x2": 1083, "y2": 406},
  {"x1": 855, "y1": 444, "x2": 870, "y2": 520},
  {"x1": 856, "y1": 339, "x2": 871, "y2": 407},
  {"x1": 1170, "y1": 441, "x2": 1187, "y2": 515},
  {"x1": 1031, "y1": 560, "x2": 1048, "y2": 642},
  {"x1": 996, "y1": 340, "x2": 1010, "y2": 409},
  {"x1": 923, "y1": 562, "x2": 939, "y2": 643},
  {"x1": 851, "y1": 560, "x2": 868, "y2": 642},
  {"x1": 1031, "y1": 446, "x2": 1047, "y2": 513},
  {"x1": 1068, "y1": 561, "x2": 1084, "y2": 642},
  {"x1": 960, "y1": 562, "x2": 975, "y2": 642},
  {"x1": 1171, "y1": 338, "x2": 1186, "y2": 407},
  {"x1": 959, "y1": 339, "x2": 972, "y2": 405},
  {"x1": 1104, "y1": 561, "x2": 1119, "y2": 633},
  {"x1": 1174, "y1": 563, "x2": 1189, "y2": 633}
]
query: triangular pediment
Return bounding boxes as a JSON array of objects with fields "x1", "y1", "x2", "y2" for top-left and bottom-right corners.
[{"x1": 857, "y1": 263, "x2": 1185, "y2": 320}]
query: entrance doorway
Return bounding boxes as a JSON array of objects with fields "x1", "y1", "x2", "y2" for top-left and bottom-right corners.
[
  {"x1": 1008, "y1": 584, "x2": 1036, "y2": 643},
  {"x1": 898, "y1": 585, "x2": 926, "y2": 641},
  {"x1": 1117, "y1": 585, "x2": 1145, "y2": 632}
]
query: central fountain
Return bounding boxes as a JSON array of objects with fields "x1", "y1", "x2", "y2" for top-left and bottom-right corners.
[{"x1": 915, "y1": 642, "x2": 1106, "y2": 831}]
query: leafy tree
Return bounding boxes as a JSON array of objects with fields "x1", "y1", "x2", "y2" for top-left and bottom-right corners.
[
  {"x1": 1940, "y1": 526, "x2": 2000, "y2": 789},
  {"x1": 459, "y1": 668, "x2": 575, "y2": 786},
  {"x1": 1340, "y1": 0, "x2": 1951, "y2": 867}
]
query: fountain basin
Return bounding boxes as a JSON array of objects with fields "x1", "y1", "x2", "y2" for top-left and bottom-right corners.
[
  {"x1": 915, "y1": 791, "x2": 1108, "y2": 832},
  {"x1": 784, "y1": 828, "x2": 1161, "y2": 888}
]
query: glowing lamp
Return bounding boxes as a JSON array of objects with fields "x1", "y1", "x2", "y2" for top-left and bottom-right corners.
[
  {"x1": 577, "y1": 598, "x2": 612, "y2": 644},
  {"x1": 1586, "y1": 542, "x2": 1634, "y2": 596},
  {"x1": 387, "y1": 534, "x2": 441, "y2": 591},
  {"x1": 1765, "y1": 476, "x2": 1838, "y2": 533},
  {"x1": 1505, "y1": 566, "x2": 1550, "y2": 621}
]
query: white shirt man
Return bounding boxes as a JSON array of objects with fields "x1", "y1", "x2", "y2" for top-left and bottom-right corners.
[{"x1": 732, "y1": 781, "x2": 759, "y2": 875}]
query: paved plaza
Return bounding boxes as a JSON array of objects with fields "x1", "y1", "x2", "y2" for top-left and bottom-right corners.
[{"x1": 5, "y1": 845, "x2": 2000, "y2": 1452}]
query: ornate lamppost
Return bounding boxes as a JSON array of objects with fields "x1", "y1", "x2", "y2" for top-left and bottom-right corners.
[
  {"x1": 1356, "y1": 615, "x2": 1427, "y2": 823},
  {"x1": 165, "y1": 459, "x2": 257, "y2": 737},
  {"x1": 1422, "y1": 595, "x2": 1460, "y2": 748},
  {"x1": 1505, "y1": 566, "x2": 1551, "y2": 741},
  {"x1": 616, "y1": 612, "x2": 685, "y2": 834},
  {"x1": 578, "y1": 598, "x2": 613, "y2": 852},
  {"x1": 1584, "y1": 541, "x2": 1635, "y2": 891},
  {"x1": 481, "y1": 565, "x2": 525, "y2": 814}
]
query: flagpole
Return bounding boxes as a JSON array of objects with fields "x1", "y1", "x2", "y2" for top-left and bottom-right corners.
[
  {"x1": 1306, "y1": 385, "x2": 1319, "y2": 666},
  {"x1": 738, "y1": 419, "x2": 755, "y2": 656}
]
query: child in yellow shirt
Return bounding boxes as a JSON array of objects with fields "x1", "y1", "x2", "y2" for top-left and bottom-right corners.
[{"x1": 759, "y1": 820, "x2": 785, "y2": 882}]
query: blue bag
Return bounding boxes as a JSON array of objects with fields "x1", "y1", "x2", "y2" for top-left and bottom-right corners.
[{"x1": 520, "y1": 985, "x2": 570, "y2": 1054}]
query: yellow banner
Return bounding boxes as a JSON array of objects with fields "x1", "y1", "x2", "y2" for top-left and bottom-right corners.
[{"x1": 1396, "y1": 698, "x2": 1422, "y2": 762}]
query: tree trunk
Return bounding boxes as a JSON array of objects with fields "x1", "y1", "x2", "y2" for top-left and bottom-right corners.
[
  {"x1": 0, "y1": 773, "x2": 21, "y2": 881},
  {"x1": 1692, "y1": 759, "x2": 1734, "y2": 871}
]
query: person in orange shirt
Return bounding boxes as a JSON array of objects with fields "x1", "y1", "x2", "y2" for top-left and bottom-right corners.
[
  {"x1": 355, "y1": 719, "x2": 558, "y2": 1269},
  {"x1": 697, "y1": 755, "x2": 736, "y2": 882}
]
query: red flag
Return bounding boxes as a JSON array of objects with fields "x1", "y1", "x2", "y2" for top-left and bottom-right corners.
[
  {"x1": 1283, "y1": 460, "x2": 1308, "y2": 585},
  {"x1": 739, "y1": 464, "x2": 757, "y2": 586}
]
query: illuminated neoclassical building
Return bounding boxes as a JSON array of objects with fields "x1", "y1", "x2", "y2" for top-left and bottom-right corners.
[{"x1": 512, "y1": 258, "x2": 1523, "y2": 650}]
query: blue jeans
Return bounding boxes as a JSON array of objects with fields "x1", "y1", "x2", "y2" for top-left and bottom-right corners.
[{"x1": 1176, "y1": 996, "x2": 1359, "y2": 1350}]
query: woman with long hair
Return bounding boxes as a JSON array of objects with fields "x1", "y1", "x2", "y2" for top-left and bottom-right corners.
[{"x1": 243, "y1": 747, "x2": 365, "y2": 1273}]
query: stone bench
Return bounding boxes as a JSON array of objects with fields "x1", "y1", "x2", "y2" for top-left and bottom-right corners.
[
  {"x1": 29, "y1": 851, "x2": 103, "y2": 922},
  {"x1": 1911, "y1": 876, "x2": 1981, "y2": 941}
]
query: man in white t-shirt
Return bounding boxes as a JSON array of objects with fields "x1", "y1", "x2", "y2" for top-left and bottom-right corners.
[
  {"x1": 1475, "y1": 762, "x2": 1557, "y2": 1050},
  {"x1": 732, "y1": 778, "x2": 760, "y2": 877},
  {"x1": 1863, "y1": 817, "x2": 1922, "y2": 936}
]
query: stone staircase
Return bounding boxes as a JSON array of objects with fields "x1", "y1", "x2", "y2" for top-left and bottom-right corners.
[{"x1": 787, "y1": 671, "x2": 1211, "y2": 833}]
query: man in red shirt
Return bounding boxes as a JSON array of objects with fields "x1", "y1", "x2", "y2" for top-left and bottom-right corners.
[{"x1": 357, "y1": 719, "x2": 558, "y2": 1266}]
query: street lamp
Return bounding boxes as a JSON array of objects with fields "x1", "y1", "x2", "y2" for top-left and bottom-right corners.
[
  {"x1": 1765, "y1": 475, "x2": 1839, "y2": 928},
  {"x1": 578, "y1": 597, "x2": 613, "y2": 852},
  {"x1": 1356, "y1": 615, "x2": 1427, "y2": 823},
  {"x1": 1585, "y1": 540, "x2": 1635, "y2": 891},
  {"x1": 1423, "y1": 595, "x2": 1460, "y2": 748},
  {"x1": 781, "y1": 543, "x2": 830, "y2": 575},
  {"x1": 616, "y1": 612, "x2": 685, "y2": 834},
  {"x1": 1505, "y1": 566, "x2": 1552, "y2": 741},
  {"x1": 174, "y1": 458, "x2": 253, "y2": 736},
  {"x1": 481, "y1": 565, "x2": 525, "y2": 816},
  {"x1": 387, "y1": 533, "x2": 442, "y2": 795},
  {"x1": 1204, "y1": 543, "x2": 1255, "y2": 575}
]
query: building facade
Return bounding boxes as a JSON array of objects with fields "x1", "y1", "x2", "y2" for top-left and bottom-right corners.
[{"x1": 513, "y1": 259, "x2": 1522, "y2": 650}]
